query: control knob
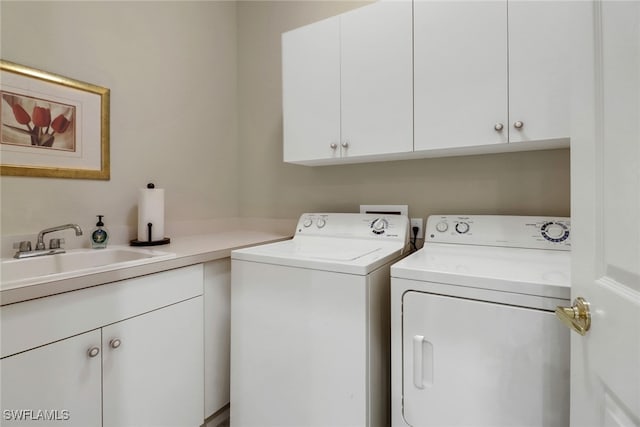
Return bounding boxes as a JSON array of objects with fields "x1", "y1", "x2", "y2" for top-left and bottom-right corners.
[
  {"x1": 371, "y1": 218, "x2": 388, "y2": 235},
  {"x1": 316, "y1": 218, "x2": 326, "y2": 229},
  {"x1": 435, "y1": 221, "x2": 449, "y2": 232},
  {"x1": 541, "y1": 221, "x2": 569, "y2": 243},
  {"x1": 302, "y1": 218, "x2": 313, "y2": 228},
  {"x1": 455, "y1": 222, "x2": 470, "y2": 234}
]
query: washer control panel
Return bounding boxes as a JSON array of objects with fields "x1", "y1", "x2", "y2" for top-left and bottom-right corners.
[
  {"x1": 426, "y1": 215, "x2": 571, "y2": 250},
  {"x1": 296, "y1": 213, "x2": 409, "y2": 242}
]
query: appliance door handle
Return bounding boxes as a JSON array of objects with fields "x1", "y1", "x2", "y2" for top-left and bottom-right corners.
[{"x1": 413, "y1": 335, "x2": 434, "y2": 389}]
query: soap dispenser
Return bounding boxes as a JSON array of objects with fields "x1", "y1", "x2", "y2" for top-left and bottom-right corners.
[{"x1": 91, "y1": 215, "x2": 109, "y2": 249}]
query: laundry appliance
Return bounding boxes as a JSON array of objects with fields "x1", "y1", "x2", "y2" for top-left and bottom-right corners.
[
  {"x1": 230, "y1": 212, "x2": 409, "y2": 427},
  {"x1": 391, "y1": 215, "x2": 571, "y2": 427}
]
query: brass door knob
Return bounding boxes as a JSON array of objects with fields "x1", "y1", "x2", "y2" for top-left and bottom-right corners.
[{"x1": 555, "y1": 297, "x2": 591, "y2": 336}]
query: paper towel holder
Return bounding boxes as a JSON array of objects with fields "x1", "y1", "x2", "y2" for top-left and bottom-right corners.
[
  {"x1": 130, "y1": 182, "x2": 170, "y2": 246},
  {"x1": 130, "y1": 222, "x2": 170, "y2": 246}
]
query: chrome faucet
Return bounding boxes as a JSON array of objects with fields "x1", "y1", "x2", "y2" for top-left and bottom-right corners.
[
  {"x1": 13, "y1": 223, "x2": 84, "y2": 259},
  {"x1": 35, "y1": 224, "x2": 83, "y2": 250}
]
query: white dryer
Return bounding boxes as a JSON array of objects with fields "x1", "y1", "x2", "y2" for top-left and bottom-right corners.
[
  {"x1": 231, "y1": 213, "x2": 409, "y2": 427},
  {"x1": 391, "y1": 215, "x2": 571, "y2": 427}
]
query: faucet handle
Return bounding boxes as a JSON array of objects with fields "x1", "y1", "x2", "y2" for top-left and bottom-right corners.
[
  {"x1": 13, "y1": 241, "x2": 32, "y2": 252},
  {"x1": 49, "y1": 238, "x2": 65, "y2": 250}
]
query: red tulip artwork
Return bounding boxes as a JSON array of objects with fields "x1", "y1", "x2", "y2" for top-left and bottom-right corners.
[{"x1": 1, "y1": 92, "x2": 76, "y2": 151}]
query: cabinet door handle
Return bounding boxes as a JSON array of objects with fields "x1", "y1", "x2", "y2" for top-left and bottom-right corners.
[
  {"x1": 330, "y1": 143, "x2": 338, "y2": 150},
  {"x1": 110, "y1": 338, "x2": 122, "y2": 349},
  {"x1": 513, "y1": 120, "x2": 524, "y2": 129},
  {"x1": 494, "y1": 123, "x2": 504, "y2": 131},
  {"x1": 341, "y1": 141, "x2": 349, "y2": 148},
  {"x1": 87, "y1": 346, "x2": 100, "y2": 358}
]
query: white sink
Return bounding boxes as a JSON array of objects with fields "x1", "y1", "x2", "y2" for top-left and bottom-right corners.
[{"x1": 1, "y1": 247, "x2": 175, "y2": 291}]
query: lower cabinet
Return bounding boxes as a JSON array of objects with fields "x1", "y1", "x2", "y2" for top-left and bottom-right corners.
[
  {"x1": 204, "y1": 259, "x2": 231, "y2": 419},
  {"x1": 1, "y1": 265, "x2": 204, "y2": 427},
  {"x1": 103, "y1": 297, "x2": 203, "y2": 427},
  {"x1": 1, "y1": 330, "x2": 102, "y2": 426}
]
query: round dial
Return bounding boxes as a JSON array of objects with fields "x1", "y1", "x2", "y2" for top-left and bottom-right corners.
[
  {"x1": 435, "y1": 221, "x2": 449, "y2": 233},
  {"x1": 370, "y1": 218, "x2": 388, "y2": 235},
  {"x1": 316, "y1": 218, "x2": 326, "y2": 229},
  {"x1": 302, "y1": 218, "x2": 313, "y2": 228},
  {"x1": 455, "y1": 222, "x2": 470, "y2": 234},
  {"x1": 541, "y1": 221, "x2": 570, "y2": 243}
]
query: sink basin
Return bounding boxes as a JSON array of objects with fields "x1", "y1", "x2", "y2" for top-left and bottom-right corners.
[{"x1": 1, "y1": 247, "x2": 175, "y2": 290}]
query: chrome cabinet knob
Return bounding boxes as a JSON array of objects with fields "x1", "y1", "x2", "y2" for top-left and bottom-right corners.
[
  {"x1": 87, "y1": 346, "x2": 100, "y2": 358},
  {"x1": 110, "y1": 339, "x2": 121, "y2": 349},
  {"x1": 514, "y1": 121, "x2": 524, "y2": 129},
  {"x1": 341, "y1": 141, "x2": 349, "y2": 148},
  {"x1": 494, "y1": 123, "x2": 504, "y2": 131},
  {"x1": 330, "y1": 143, "x2": 338, "y2": 150}
]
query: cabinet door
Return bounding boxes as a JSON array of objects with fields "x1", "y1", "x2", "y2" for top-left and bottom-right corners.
[
  {"x1": 204, "y1": 259, "x2": 231, "y2": 418},
  {"x1": 282, "y1": 16, "x2": 341, "y2": 163},
  {"x1": 508, "y1": 1, "x2": 571, "y2": 143},
  {"x1": 102, "y1": 297, "x2": 204, "y2": 427},
  {"x1": 414, "y1": 0, "x2": 508, "y2": 151},
  {"x1": 1, "y1": 330, "x2": 102, "y2": 427},
  {"x1": 341, "y1": 0, "x2": 413, "y2": 158}
]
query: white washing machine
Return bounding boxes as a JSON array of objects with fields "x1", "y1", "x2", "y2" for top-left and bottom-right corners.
[
  {"x1": 391, "y1": 215, "x2": 571, "y2": 427},
  {"x1": 231, "y1": 213, "x2": 409, "y2": 427}
]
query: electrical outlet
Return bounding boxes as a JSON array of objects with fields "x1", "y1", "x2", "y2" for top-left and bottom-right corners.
[{"x1": 410, "y1": 217, "x2": 424, "y2": 239}]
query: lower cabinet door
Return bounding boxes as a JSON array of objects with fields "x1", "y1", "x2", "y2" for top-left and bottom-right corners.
[
  {"x1": 204, "y1": 259, "x2": 231, "y2": 418},
  {"x1": 1, "y1": 329, "x2": 102, "y2": 427},
  {"x1": 102, "y1": 296, "x2": 204, "y2": 427}
]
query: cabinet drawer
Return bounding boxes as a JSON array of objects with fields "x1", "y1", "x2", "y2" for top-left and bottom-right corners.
[{"x1": 1, "y1": 264, "x2": 203, "y2": 358}]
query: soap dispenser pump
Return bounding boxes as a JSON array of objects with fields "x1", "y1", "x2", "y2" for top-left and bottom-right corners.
[{"x1": 91, "y1": 215, "x2": 109, "y2": 249}]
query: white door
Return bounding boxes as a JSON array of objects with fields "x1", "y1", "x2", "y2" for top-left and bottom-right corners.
[
  {"x1": 508, "y1": 0, "x2": 571, "y2": 143},
  {"x1": 568, "y1": 1, "x2": 640, "y2": 426},
  {"x1": 0, "y1": 330, "x2": 102, "y2": 427},
  {"x1": 413, "y1": 0, "x2": 507, "y2": 151},
  {"x1": 340, "y1": 0, "x2": 413, "y2": 158},
  {"x1": 102, "y1": 297, "x2": 204, "y2": 427},
  {"x1": 282, "y1": 16, "x2": 341, "y2": 163}
]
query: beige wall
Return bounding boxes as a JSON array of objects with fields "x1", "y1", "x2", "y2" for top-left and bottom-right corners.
[
  {"x1": 1, "y1": 0, "x2": 570, "y2": 239},
  {"x1": 236, "y1": 1, "x2": 570, "y2": 220},
  {"x1": 1, "y1": 1, "x2": 239, "y2": 235}
]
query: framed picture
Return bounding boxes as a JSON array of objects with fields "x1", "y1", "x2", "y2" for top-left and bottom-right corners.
[{"x1": 0, "y1": 60, "x2": 110, "y2": 179}]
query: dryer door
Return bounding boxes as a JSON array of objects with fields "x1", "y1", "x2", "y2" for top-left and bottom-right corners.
[{"x1": 402, "y1": 290, "x2": 569, "y2": 427}]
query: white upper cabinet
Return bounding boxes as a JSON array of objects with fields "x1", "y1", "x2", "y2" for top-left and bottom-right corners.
[
  {"x1": 414, "y1": 0, "x2": 508, "y2": 151},
  {"x1": 282, "y1": 0, "x2": 571, "y2": 165},
  {"x1": 414, "y1": 0, "x2": 571, "y2": 152},
  {"x1": 340, "y1": 1, "x2": 413, "y2": 159},
  {"x1": 282, "y1": 16, "x2": 341, "y2": 163},
  {"x1": 508, "y1": 1, "x2": 571, "y2": 143},
  {"x1": 282, "y1": 1, "x2": 413, "y2": 165}
]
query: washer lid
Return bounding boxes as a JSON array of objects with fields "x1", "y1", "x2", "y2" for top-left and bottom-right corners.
[
  {"x1": 232, "y1": 236, "x2": 405, "y2": 275},
  {"x1": 391, "y1": 243, "x2": 570, "y2": 299}
]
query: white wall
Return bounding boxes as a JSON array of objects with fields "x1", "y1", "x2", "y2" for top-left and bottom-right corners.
[
  {"x1": 1, "y1": 1, "x2": 238, "y2": 236},
  {"x1": 1, "y1": 0, "x2": 571, "y2": 241}
]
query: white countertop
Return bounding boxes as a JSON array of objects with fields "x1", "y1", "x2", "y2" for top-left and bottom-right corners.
[{"x1": 1, "y1": 227, "x2": 292, "y2": 306}]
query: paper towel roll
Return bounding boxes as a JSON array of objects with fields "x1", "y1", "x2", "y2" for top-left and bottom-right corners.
[{"x1": 137, "y1": 186, "x2": 165, "y2": 242}]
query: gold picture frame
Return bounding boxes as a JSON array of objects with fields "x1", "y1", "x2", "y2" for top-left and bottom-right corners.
[{"x1": 0, "y1": 60, "x2": 110, "y2": 179}]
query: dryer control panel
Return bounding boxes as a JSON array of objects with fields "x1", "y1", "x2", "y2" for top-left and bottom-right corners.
[
  {"x1": 295, "y1": 213, "x2": 409, "y2": 243},
  {"x1": 425, "y1": 215, "x2": 571, "y2": 250}
]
